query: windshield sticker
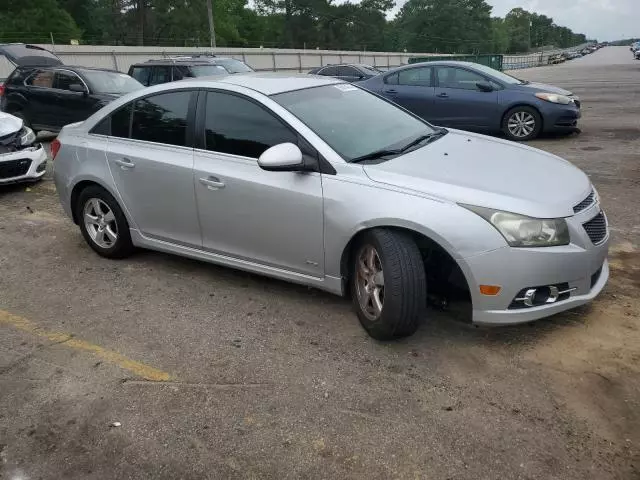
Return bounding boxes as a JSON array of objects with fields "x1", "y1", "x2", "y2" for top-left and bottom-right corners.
[{"x1": 334, "y1": 84, "x2": 358, "y2": 92}]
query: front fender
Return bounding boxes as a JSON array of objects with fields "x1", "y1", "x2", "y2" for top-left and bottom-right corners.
[{"x1": 321, "y1": 175, "x2": 506, "y2": 279}]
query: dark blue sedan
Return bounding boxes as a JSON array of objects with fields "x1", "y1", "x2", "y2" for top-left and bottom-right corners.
[{"x1": 359, "y1": 61, "x2": 581, "y2": 141}]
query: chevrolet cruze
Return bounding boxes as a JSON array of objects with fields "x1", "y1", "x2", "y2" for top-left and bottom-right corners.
[{"x1": 52, "y1": 73, "x2": 609, "y2": 340}]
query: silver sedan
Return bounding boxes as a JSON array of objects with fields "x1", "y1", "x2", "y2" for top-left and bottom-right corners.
[{"x1": 52, "y1": 73, "x2": 609, "y2": 339}]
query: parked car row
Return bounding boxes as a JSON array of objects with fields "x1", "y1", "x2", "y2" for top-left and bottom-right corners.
[{"x1": 0, "y1": 42, "x2": 608, "y2": 339}]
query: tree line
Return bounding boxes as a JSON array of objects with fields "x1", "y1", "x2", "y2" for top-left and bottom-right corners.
[{"x1": 1, "y1": 0, "x2": 592, "y2": 53}]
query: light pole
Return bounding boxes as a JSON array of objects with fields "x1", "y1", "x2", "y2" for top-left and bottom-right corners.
[{"x1": 206, "y1": 0, "x2": 216, "y2": 49}]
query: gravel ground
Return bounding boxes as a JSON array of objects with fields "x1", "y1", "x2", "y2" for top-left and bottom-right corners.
[{"x1": 0, "y1": 46, "x2": 638, "y2": 480}]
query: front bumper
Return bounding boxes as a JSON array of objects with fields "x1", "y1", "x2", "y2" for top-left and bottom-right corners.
[
  {"x1": 0, "y1": 143, "x2": 47, "y2": 184},
  {"x1": 459, "y1": 203, "x2": 609, "y2": 325},
  {"x1": 543, "y1": 105, "x2": 581, "y2": 132}
]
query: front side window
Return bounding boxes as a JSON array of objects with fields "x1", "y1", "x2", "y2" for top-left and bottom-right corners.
[
  {"x1": 131, "y1": 91, "x2": 191, "y2": 146},
  {"x1": 203, "y1": 91, "x2": 296, "y2": 159},
  {"x1": 25, "y1": 70, "x2": 54, "y2": 88},
  {"x1": 398, "y1": 67, "x2": 432, "y2": 87},
  {"x1": 338, "y1": 66, "x2": 359, "y2": 77},
  {"x1": 319, "y1": 66, "x2": 338, "y2": 76},
  {"x1": 54, "y1": 71, "x2": 84, "y2": 91},
  {"x1": 436, "y1": 67, "x2": 486, "y2": 90},
  {"x1": 273, "y1": 84, "x2": 434, "y2": 161}
]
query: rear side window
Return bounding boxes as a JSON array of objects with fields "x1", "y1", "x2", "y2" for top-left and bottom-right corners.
[
  {"x1": 319, "y1": 66, "x2": 338, "y2": 76},
  {"x1": 130, "y1": 66, "x2": 150, "y2": 86},
  {"x1": 398, "y1": 67, "x2": 432, "y2": 87},
  {"x1": 149, "y1": 66, "x2": 171, "y2": 85},
  {"x1": 337, "y1": 66, "x2": 359, "y2": 77},
  {"x1": 90, "y1": 104, "x2": 132, "y2": 137},
  {"x1": 25, "y1": 70, "x2": 54, "y2": 88},
  {"x1": 203, "y1": 91, "x2": 296, "y2": 158},
  {"x1": 131, "y1": 91, "x2": 191, "y2": 146}
]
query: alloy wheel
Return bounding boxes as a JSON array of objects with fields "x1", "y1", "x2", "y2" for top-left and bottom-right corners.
[
  {"x1": 83, "y1": 198, "x2": 118, "y2": 249},
  {"x1": 355, "y1": 245, "x2": 385, "y2": 321},
  {"x1": 507, "y1": 111, "x2": 536, "y2": 138}
]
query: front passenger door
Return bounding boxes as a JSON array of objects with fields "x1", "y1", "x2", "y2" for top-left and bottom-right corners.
[
  {"x1": 52, "y1": 70, "x2": 97, "y2": 128},
  {"x1": 193, "y1": 91, "x2": 324, "y2": 276}
]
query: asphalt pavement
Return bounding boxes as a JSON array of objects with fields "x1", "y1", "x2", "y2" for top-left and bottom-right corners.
[{"x1": 0, "y1": 46, "x2": 638, "y2": 480}]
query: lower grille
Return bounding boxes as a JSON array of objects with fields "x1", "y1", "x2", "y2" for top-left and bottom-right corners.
[
  {"x1": 573, "y1": 99, "x2": 581, "y2": 109},
  {"x1": 0, "y1": 158, "x2": 31, "y2": 179},
  {"x1": 509, "y1": 282, "x2": 572, "y2": 310},
  {"x1": 583, "y1": 212, "x2": 607, "y2": 245}
]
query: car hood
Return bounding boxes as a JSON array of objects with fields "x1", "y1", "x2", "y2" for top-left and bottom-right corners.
[
  {"x1": 0, "y1": 112, "x2": 23, "y2": 138},
  {"x1": 516, "y1": 82, "x2": 573, "y2": 96},
  {"x1": 363, "y1": 130, "x2": 591, "y2": 219}
]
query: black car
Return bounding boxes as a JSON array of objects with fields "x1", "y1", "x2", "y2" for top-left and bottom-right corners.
[
  {"x1": 308, "y1": 64, "x2": 382, "y2": 82},
  {"x1": 1, "y1": 65, "x2": 142, "y2": 133},
  {"x1": 128, "y1": 55, "x2": 254, "y2": 86}
]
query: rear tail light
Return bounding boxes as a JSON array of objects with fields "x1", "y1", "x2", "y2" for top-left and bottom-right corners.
[
  {"x1": 50, "y1": 139, "x2": 61, "y2": 160},
  {"x1": 0, "y1": 83, "x2": 4, "y2": 97}
]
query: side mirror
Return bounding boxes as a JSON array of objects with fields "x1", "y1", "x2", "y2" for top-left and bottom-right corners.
[
  {"x1": 258, "y1": 143, "x2": 305, "y2": 172},
  {"x1": 69, "y1": 83, "x2": 87, "y2": 95},
  {"x1": 476, "y1": 81, "x2": 494, "y2": 92}
]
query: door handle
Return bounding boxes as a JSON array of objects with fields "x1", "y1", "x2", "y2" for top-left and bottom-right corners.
[
  {"x1": 385, "y1": 89, "x2": 398, "y2": 94},
  {"x1": 199, "y1": 176, "x2": 225, "y2": 190},
  {"x1": 114, "y1": 158, "x2": 135, "y2": 169},
  {"x1": 437, "y1": 93, "x2": 449, "y2": 98}
]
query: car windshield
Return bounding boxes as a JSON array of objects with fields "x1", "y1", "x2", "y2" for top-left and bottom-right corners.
[
  {"x1": 468, "y1": 63, "x2": 525, "y2": 85},
  {"x1": 215, "y1": 59, "x2": 253, "y2": 74},
  {"x1": 273, "y1": 84, "x2": 435, "y2": 161},
  {"x1": 190, "y1": 65, "x2": 228, "y2": 76},
  {"x1": 81, "y1": 70, "x2": 143, "y2": 94}
]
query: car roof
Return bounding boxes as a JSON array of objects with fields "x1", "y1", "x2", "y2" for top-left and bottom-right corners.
[
  {"x1": 131, "y1": 56, "x2": 236, "y2": 67},
  {"x1": 182, "y1": 72, "x2": 343, "y2": 95},
  {"x1": 17, "y1": 65, "x2": 122, "y2": 74}
]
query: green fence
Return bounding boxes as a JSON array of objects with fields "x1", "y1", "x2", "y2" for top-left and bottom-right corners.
[{"x1": 408, "y1": 54, "x2": 503, "y2": 71}]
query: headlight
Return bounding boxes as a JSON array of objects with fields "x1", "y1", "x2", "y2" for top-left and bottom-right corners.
[
  {"x1": 535, "y1": 92, "x2": 573, "y2": 105},
  {"x1": 463, "y1": 205, "x2": 569, "y2": 247},
  {"x1": 19, "y1": 126, "x2": 36, "y2": 146}
]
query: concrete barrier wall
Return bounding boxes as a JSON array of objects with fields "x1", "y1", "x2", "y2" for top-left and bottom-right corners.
[{"x1": 0, "y1": 43, "x2": 592, "y2": 80}]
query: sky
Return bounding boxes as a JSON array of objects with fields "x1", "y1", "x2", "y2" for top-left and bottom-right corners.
[{"x1": 486, "y1": 0, "x2": 638, "y2": 41}]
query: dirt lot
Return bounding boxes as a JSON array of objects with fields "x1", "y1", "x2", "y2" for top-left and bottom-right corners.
[{"x1": 0, "y1": 46, "x2": 639, "y2": 480}]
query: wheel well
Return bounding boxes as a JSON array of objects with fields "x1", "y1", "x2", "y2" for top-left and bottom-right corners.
[
  {"x1": 340, "y1": 226, "x2": 471, "y2": 301},
  {"x1": 70, "y1": 180, "x2": 102, "y2": 224},
  {"x1": 502, "y1": 104, "x2": 544, "y2": 130},
  {"x1": 4, "y1": 103, "x2": 22, "y2": 114}
]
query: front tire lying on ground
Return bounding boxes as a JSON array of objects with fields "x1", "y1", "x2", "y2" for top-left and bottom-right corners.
[
  {"x1": 76, "y1": 185, "x2": 134, "y2": 259},
  {"x1": 350, "y1": 229, "x2": 427, "y2": 340}
]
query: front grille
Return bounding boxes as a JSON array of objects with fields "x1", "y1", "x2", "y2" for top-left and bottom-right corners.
[
  {"x1": 0, "y1": 158, "x2": 31, "y2": 179},
  {"x1": 583, "y1": 212, "x2": 607, "y2": 245},
  {"x1": 573, "y1": 190, "x2": 595, "y2": 213}
]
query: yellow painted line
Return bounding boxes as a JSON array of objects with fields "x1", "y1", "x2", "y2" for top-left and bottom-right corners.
[{"x1": 0, "y1": 310, "x2": 172, "y2": 381}]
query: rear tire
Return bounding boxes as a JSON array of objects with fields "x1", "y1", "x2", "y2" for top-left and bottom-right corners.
[
  {"x1": 502, "y1": 106, "x2": 542, "y2": 141},
  {"x1": 75, "y1": 185, "x2": 134, "y2": 259},
  {"x1": 350, "y1": 229, "x2": 427, "y2": 340}
]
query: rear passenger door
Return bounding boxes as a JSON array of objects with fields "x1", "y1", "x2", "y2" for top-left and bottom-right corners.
[
  {"x1": 193, "y1": 90, "x2": 325, "y2": 276},
  {"x1": 22, "y1": 69, "x2": 57, "y2": 129},
  {"x1": 432, "y1": 66, "x2": 499, "y2": 129},
  {"x1": 104, "y1": 90, "x2": 201, "y2": 246},
  {"x1": 381, "y1": 66, "x2": 435, "y2": 121}
]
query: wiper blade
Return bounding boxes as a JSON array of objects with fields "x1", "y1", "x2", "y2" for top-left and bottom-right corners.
[
  {"x1": 399, "y1": 129, "x2": 447, "y2": 153},
  {"x1": 350, "y1": 149, "x2": 402, "y2": 163}
]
